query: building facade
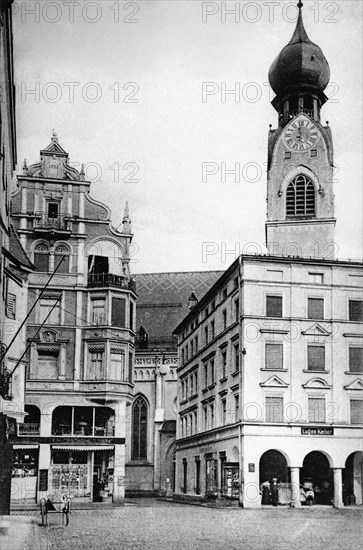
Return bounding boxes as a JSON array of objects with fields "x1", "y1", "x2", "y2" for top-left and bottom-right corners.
[
  {"x1": 127, "y1": 271, "x2": 221, "y2": 496},
  {"x1": 0, "y1": 0, "x2": 33, "y2": 515},
  {"x1": 10, "y1": 134, "x2": 136, "y2": 503},
  {"x1": 173, "y1": 5, "x2": 363, "y2": 509}
]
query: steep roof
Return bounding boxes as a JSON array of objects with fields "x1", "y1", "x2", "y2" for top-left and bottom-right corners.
[
  {"x1": 134, "y1": 271, "x2": 222, "y2": 350},
  {"x1": 8, "y1": 225, "x2": 34, "y2": 270}
]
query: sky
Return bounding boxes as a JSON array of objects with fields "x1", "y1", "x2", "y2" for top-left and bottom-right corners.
[{"x1": 12, "y1": 0, "x2": 363, "y2": 273}]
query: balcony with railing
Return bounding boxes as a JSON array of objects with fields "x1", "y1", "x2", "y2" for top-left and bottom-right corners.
[
  {"x1": 33, "y1": 211, "x2": 72, "y2": 233},
  {"x1": 18, "y1": 423, "x2": 40, "y2": 436},
  {"x1": 88, "y1": 272, "x2": 136, "y2": 292}
]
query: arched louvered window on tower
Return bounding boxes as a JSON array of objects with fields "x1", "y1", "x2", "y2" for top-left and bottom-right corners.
[
  {"x1": 33, "y1": 243, "x2": 50, "y2": 272},
  {"x1": 54, "y1": 244, "x2": 70, "y2": 273},
  {"x1": 132, "y1": 396, "x2": 147, "y2": 460},
  {"x1": 286, "y1": 175, "x2": 315, "y2": 217}
]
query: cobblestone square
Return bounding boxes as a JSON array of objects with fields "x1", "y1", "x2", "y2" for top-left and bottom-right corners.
[{"x1": 41, "y1": 500, "x2": 363, "y2": 550}]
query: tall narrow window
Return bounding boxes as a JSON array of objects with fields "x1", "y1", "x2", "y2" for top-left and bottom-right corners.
[
  {"x1": 234, "y1": 344, "x2": 239, "y2": 372},
  {"x1": 109, "y1": 350, "x2": 125, "y2": 380},
  {"x1": 39, "y1": 295, "x2": 61, "y2": 324},
  {"x1": 221, "y1": 349, "x2": 227, "y2": 378},
  {"x1": 266, "y1": 295, "x2": 283, "y2": 317},
  {"x1": 308, "y1": 298, "x2": 324, "y2": 319},
  {"x1": 54, "y1": 244, "x2": 70, "y2": 273},
  {"x1": 265, "y1": 343, "x2": 283, "y2": 370},
  {"x1": 286, "y1": 175, "x2": 315, "y2": 217},
  {"x1": 111, "y1": 297, "x2": 126, "y2": 327},
  {"x1": 308, "y1": 397, "x2": 325, "y2": 423},
  {"x1": 34, "y1": 243, "x2": 50, "y2": 272},
  {"x1": 349, "y1": 300, "x2": 363, "y2": 321},
  {"x1": 91, "y1": 297, "x2": 106, "y2": 325},
  {"x1": 265, "y1": 396, "x2": 283, "y2": 422},
  {"x1": 87, "y1": 349, "x2": 104, "y2": 380},
  {"x1": 129, "y1": 301, "x2": 134, "y2": 330},
  {"x1": 37, "y1": 349, "x2": 59, "y2": 379},
  {"x1": 132, "y1": 396, "x2": 147, "y2": 460},
  {"x1": 307, "y1": 345, "x2": 325, "y2": 371},
  {"x1": 210, "y1": 358, "x2": 215, "y2": 385},
  {"x1": 349, "y1": 348, "x2": 363, "y2": 373},
  {"x1": 350, "y1": 400, "x2": 363, "y2": 424}
]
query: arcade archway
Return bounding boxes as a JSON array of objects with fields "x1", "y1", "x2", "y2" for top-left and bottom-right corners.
[
  {"x1": 259, "y1": 450, "x2": 289, "y2": 484},
  {"x1": 301, "y1": 451, "x2": 333, "y2": 505},
  {"x1": 343, "y1": 452, "x2": 363, "y2": 505}
]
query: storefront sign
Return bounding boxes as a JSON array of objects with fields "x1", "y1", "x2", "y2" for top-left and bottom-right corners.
[
  {"x1": 39, "y1": 469, "x2": 48, "y2": 492},
  {"x1": 248, "y1": 463, "x2": 255, "y2": 472},
  {"x1": 301, "y1": 427, "x2": 334, "y2": 436}
]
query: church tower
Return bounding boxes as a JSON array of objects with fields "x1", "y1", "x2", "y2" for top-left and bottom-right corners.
[{"x1": 265, "y1": 1, "x2": 336, "y2": 258}]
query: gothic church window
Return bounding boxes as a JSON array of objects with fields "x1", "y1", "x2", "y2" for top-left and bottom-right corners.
[
  {"x1": 286, "y1": 175, "x2": 315, "y2": 217},
  {"x1": 132, "y1": 396, "x2": 147, "y2": 460}
]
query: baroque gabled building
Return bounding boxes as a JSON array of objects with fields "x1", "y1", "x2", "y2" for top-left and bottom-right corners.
[
  {"x1": 10, "y1": 133, "x2": 136, "y2": 503},
  {"x1": 173, "y1": 3, "x2": 363, "y2": 509}
]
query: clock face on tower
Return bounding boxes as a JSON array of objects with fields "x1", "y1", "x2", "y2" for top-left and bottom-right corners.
[{"x1": 283, "y1": 115, "x2": 319, "y2": 152}]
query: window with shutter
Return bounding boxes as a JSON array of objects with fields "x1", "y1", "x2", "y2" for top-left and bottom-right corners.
[
  {"x1": 307, "y1": 345, "x2": 325, "y2": 371},
  {"x1": 349, "y1": 348, "x2": 363, "y2": 373},
  {"x1": 349, "y1": 300, "x2": 363, "y2": 321},
  {"x1": 350, "y1": 400, "x2": 363, "y2": 424},
  {"x1": 266, "y1": 295, "x2": 283, "y2": 317},
  {"x1": 111, "y1": 297, "x2": 126, "y2": 327},
  {"x1": 265, "y1": 396, "x2": 283, "y2": 422},
  {"x1": 308, "y1": 398, "x2": 325, "y2": 423},
  {"x1": 308, "y1": 298, "x2": 324, "y2": 319},
  {"x1": 6, "y1": 293, "x2": 16, "y2": 319},
  {"x1": 129, "y1": 301, "x2": 134, "y2": 330},
  {"x1": 265, "y1": 343, "x2": 283, "y2": 369}
]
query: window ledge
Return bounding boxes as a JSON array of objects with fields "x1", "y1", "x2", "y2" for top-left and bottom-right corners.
[
  {"x1": 303, "y1": 369, "x2": 330, "y2": 374},
  {"x1": 231, "y1": 370, "x2": 240, "y2": 377},
  {"x1": 219, "y1": 377, "x2": 228, "y2": 383},
  {"x1": 208, "y1": 383, "x2": 216, "y2": 390},
  {"x1": 345, "y1": 371, "x2": 363, "y2": 375},
  {"x1": 180, "y1": 398, "x2": 188, "y2": 405},
  {"x1": 261, "y1": 368, "x2": 288, "y2": 372},
  {"x1": 202, "y1": 387, "x2": 209, "y2": 394}
]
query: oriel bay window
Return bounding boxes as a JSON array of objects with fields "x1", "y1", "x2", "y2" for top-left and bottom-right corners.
[
  {"x1": 111, "y1": 296, "x2": 126, "y2": 328},
  {"x1": 91, "y1": 296, "x2": 106, "y2": 325},
  {"x1": 86, "y1": 346, "x2": 104, "y2": 380},
  {"x1": 109, "y1": 348, "x2": 125, "y2": 381}
]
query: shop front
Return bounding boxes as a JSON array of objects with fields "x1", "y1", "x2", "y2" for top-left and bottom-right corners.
[
  {"x1": 50, "y1": 446, "x2": 114, "y2": 502},
  {"x1": 11, "y1": 445, "x2": 39, "y2": 502}
]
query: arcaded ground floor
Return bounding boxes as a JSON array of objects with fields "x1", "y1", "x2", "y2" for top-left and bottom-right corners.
[{"x1": 11, "y1": 499, "x2": 363, "y2": 550}]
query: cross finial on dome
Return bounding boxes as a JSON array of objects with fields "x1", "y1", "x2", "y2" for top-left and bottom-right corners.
[{"x1": 51, "y1": 129, "x2": 58, "y2": 141}]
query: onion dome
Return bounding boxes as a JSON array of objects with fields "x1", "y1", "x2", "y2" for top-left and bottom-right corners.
[{"x1": 268, "y1": 2, "x2": 330, "y2": 96}]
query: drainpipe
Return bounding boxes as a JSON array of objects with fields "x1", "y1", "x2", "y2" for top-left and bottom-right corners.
[{"x1": 238, "y1": 255, "x2": 245, "y2": 507}]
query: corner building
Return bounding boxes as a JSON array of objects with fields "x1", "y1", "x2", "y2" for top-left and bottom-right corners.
[
  {"x1": 10, "y1": 133, "x2": 136, "y2": 503},
  {"x1": 174, "y1": 5, "x2": 363, "y2": 509}
]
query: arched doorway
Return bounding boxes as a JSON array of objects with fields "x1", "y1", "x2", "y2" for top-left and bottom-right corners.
[
  {"x1": 302, "y1": 451, "x2": 333, "y2": 505},
  {"x1": 343, "y1": 452, "x2": 363, "y2": 505},
  {"x1": 259, "y1": 450, "x2": 289, "y2": 485}
]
